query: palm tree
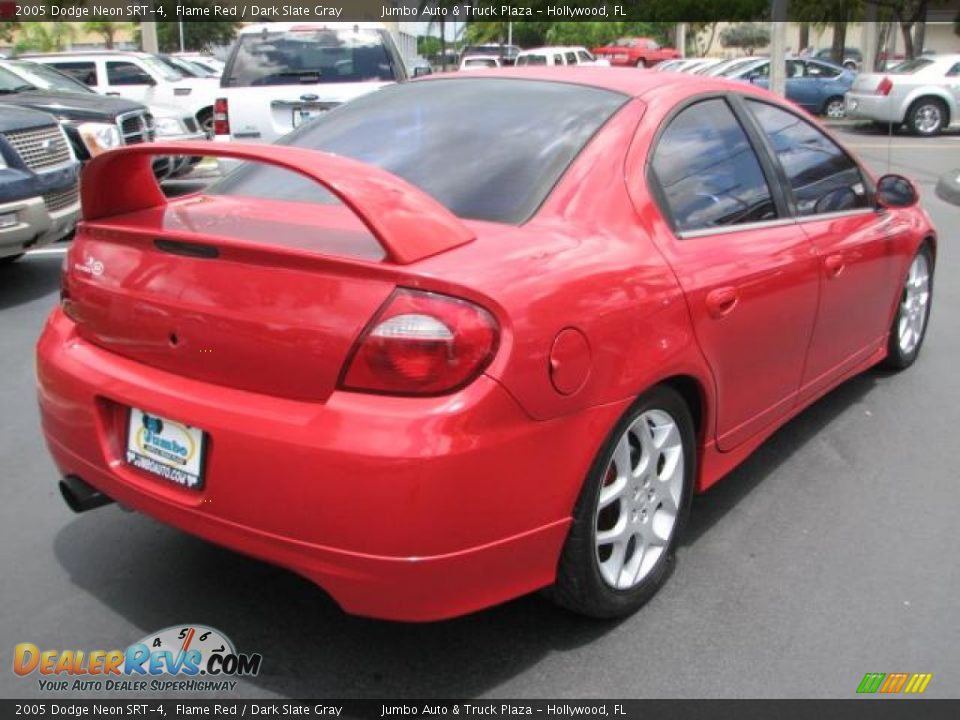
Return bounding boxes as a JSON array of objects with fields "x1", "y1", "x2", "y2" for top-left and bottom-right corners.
[{"x1": 14, "y1": 22, "x2": 75, "y2": 53}]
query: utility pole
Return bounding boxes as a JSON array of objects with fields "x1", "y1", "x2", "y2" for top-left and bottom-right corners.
[
  {"x1": 769, "y1": 1, "x2": 788, "y2": 99},
  {"x1": 863, "y1": 4, "x2": 879, "y2": 72},
  {"x1": 141, "y1": 22, "x2": 159, "y2": 53},
  {"x1": 676, "y1": 23, "x2": 686, "y2": 58},
  {"x1": 179, "y1": 20, "x2": 186, "y2": 52}
]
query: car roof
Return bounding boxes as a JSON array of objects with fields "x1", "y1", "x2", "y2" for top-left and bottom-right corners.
[
  {"x1": 417, "y1": 66, "x2": 776, "y2": 100},
  {"x1": 237, "y1": 21, "x2": 385, "y2": 34}
]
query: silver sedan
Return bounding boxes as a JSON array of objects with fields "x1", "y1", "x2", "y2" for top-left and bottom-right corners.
[{"x1": 845, "y1": 53, "x2": 960, "y2": 135}]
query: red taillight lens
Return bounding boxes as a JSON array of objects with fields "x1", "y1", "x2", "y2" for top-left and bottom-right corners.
[
  {"x1": 876, "y1": 76, "x2": 893, "y2": 96},
  {"x1": 213, "y1": 97, "x2": 230, "y2": 135},
  {"x1": 339, "y1": 288, "x2": 499, "y2": 396}
]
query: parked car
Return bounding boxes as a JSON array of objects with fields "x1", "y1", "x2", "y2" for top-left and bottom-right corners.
[
  {"x1": 19, "y1": 50, "x2": 219, "y2": 135},
  {"x1": 814, "y1": 47, "x2": 862, "y2": 71},
  {"x1": 592, "y1": 37, "x2": 680, "y2": 67},
  {"x1": 214, "y1": 22, "x2": 406, "y2": 147},
  {"x1": 173, "y1": 53, "x2": 225, "y2": 77},
  {"x1": 0, "y1": 106, "x2": 79, "y2": 263},
  {"x1": 40, "y1": 68, "x2": 935, "y2": 621},
  {"x1": 515, "y1": 47, "x2": 609, "y2": 67},
  {"x1": 845, "y1": 54, "x2": 960, "y2": 135},
  {"x1": 729, "y1": 57, "x2": 856, "y2": 118},
  {"x1": 0, "y1": 59, "x2": 207, "y2": 179},
  {"x1": 710, "y1": 56, "x2": 768, "y2": 77},
  {"x1": 157, "y1": 54, "x2": 217, "y2": 79},
  {"x1": 459, "y1": 44, "x2": 521, "y2": 66},
  {"x1": 459, "y1": 55, "x2": 502, "y2": 71}
]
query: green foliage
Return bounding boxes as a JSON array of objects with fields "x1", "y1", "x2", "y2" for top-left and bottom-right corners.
[
  {"x1": 418, "y1": 35, "x2": 443, "y2": 58},
  {"x1": 14, "y1": 22, "x2": 75, "y2": 53},
  {"x1": 0, "y1": 22, "x2": 18, "y2": 43},
  {"x1": 719, "y1": 22, "x2": 771, "y2": 53},
  {"x1": 136, "y1": 2, "x2": 241, "y2": 51},
  {"x1": 464, "y1": 21, "x2": 674, "y2": 49},
  {"x1": 83, "y1": 22, "x2": 130, "y2": 49}
]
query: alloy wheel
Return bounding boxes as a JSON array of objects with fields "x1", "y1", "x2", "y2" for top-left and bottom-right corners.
[
  {"x1": 825, "y1": 99, "x2": 846, "y2": 119},
  {"x1": 594, "y1": 409, "x2": 684, "y2": 590},
  {"x1": 914, "y1": 104, "x2": 942, "y2": 134},
  {"x1": 898, "y1": 253, "x2": 931, "y2": 355}
]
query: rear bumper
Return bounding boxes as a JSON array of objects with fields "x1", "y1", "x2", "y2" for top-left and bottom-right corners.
[
  {"x1": 37, "y1": 309, "x2": 624, "y2": 620},
  {"x1": 845, "y1": 92, "x2": 903, "y2": 123},
  {"x1": 0, "y1": 195, "x2": 79, "y2": 258}
]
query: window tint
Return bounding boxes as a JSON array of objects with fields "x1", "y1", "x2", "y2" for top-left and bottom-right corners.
[
  {"x1": 224, "y1": 28, "x2": 400, "y2": 87},
  {"x1": 806, "y1": 61, "x2": 840, "y2": 78},
  {"x1": 747, "y1": 100, "x2": 867, "y2": 216},
  {"x1": 651, "y1": 98, "x2": 777, "y2": 232},
  {"x1": 553, "y1": 54, "x2": 563, "y2": 65},
  {"x1": 946, "y1": 63, "x2": 960, "y2": 77},
  {"x1": 578, "y1": 51, "x2": 593, "y2": 63},
  {"x1": 107, "y1": 61, "x2": 152, "y2": 85},
  {"x1": 517, "y1": 54, "x2": 547, "y2": 66},
  {"x1": 210, "y1": 79, "x2": 627, "y2": 225},
  {"x1": 565, "y1": 52, "x2": 577, "y2": 65},
  {"x1": 49, "y1": 61, "x2": 97, "y2": 86},
  {"x1": 890, "y1": 58, "x2": 934, "y2": 73}
]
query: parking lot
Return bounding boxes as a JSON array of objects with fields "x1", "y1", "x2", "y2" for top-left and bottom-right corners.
[{"x1": 2, "y1": 125, "x2": 958, "y2": 699}]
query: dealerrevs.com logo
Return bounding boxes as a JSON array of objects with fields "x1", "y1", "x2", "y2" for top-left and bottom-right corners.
[{"x1": 13, "y1": 625, "x2": 262, "y2": 693}]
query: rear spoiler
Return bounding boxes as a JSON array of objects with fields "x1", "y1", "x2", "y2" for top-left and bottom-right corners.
[{"x1": 80, "y1": 141, "x2": 475, "y2": 265}]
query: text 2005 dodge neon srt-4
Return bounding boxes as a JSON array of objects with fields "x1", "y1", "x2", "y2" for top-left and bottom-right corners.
[{"x1": 38, "y1": 68, "x2": 936, "y2": 621}]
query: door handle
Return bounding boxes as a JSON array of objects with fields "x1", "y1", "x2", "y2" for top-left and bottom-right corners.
[
  {"x1": 705, "y1": 287, "x2": 739, "y2": 319},
  {"x1": 105, "y1": 92, "x2": 121, "y2": 96},
  {"x1": 824, "y1": 254, "x2": 846, "y2": 278}
]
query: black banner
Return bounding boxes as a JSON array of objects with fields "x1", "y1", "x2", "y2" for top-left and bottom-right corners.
[{"x1": 3, "y1": 700, "x2": 960, "y2": 720}]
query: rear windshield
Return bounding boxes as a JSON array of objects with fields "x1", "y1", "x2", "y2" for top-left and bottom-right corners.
[
  {"x1": 517, "y1": 55, "x2": 548, "y2": 66},
  {"x1": 223, "y1": 27, "x2": 401, "y2": 87},
  {"x1": 463, "y1": 58, "x2": 497, "y2": 68},
  {"x1": 889, "y1": 58, "x2": 934, "y2": 74},
  {"x1": 210, "y1": 79, "x2": 627, "y2": 225}
]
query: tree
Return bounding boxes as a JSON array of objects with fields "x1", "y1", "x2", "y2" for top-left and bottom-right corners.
[
  {"x1": 14, "y1": 22, "x2": 75, "y2": 53},
  {"x1": 135, "y1": 3, "x2": 240, "y2": 51},
  {"x1": 0, "y1": 22, "x2": 18, "y2": 44},
  {"x1": 83, "y1": 21, "x2": 130, "y2": 49},
  {"x1": 719, "y1": 23, "x2": 770, "y2": 54}
]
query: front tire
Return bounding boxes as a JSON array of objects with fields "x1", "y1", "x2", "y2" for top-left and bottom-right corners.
[
  {"x1": 545, "y1": 385, "x2": 696, "y2": 618},
  {"x1": 883, "y1": 244, "x2": 934, "y2": 370},
  {"x1": 906, "y1": 98, "x2": 947, "y2": 136}
]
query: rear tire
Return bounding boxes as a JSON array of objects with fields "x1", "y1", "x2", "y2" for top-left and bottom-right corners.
[
  {"x1": 883, "y1": 244, "x2": 934, "y2": 370},
  {"x1": 823, "y1": 96, "x2": 846, "y2": 119},
  {"x1": 545, "y1": 385, "x2": 696, "y2": 618},
  {"x1": 197, "y1": 107, "x2": 214, "y2": 138},
  {"x1": 906, "y1": 98, "x2": 947, "y2": 136}
]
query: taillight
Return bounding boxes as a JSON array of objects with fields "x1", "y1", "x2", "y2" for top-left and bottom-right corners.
[
  {"x1": 213, "y1": 97, "x2": 230, "y2": 135},
  {"x1": 339, "y1": 288, "x2": 499, "y2": 396},
  {"x1": 876, "y1": 76, "x2": 893, "y2": 96}
]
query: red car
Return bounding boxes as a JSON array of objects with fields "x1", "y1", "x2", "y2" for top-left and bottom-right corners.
[
  {"x1": 38, "y1": 68, "x2": 935, "y2": 622},
  {"x1": 592, "y1": 37, "x2": 681, "y2": 67}
]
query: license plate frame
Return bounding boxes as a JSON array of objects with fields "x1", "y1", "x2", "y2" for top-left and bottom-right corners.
[{"x1": 126, "y1": 408, "x2": 207, "y2": 490}]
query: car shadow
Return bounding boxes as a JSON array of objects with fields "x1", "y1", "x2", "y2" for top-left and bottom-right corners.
[
  {"x1": 0, "y1": 253, "x2": 63, "y2": 310},
  {"x1": 51, "y1": 367, "x2": 884, "y2": 698},
  {"x1": 683, "y1": 370, "x2": 880, "y2": 545},
  {"x1": 839, "y1": 122, "x2": 960, "y2": 138}
]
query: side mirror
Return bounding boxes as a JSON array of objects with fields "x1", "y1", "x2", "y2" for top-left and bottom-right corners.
[
  {"x1": 876, "y1": 174, "x2": 918, "y2": 208},
  {"x1": 412, "y1": 65, "x2": 432, "y2": 78}
]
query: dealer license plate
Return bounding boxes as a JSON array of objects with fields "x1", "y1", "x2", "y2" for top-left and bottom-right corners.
[{"x1": 126, "y1": 408, "x2": 206, "y2": 489}]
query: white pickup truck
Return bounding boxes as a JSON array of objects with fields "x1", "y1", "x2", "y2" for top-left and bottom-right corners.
[{"x1": 214, "y1": 22, "x2": 412, "y2": 149}]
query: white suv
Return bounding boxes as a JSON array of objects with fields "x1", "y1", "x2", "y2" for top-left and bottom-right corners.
[
  {"x1": 20, "y1": 51, "x2": 219, "y2": 135},
  {"x1": 214, "y1": 22, "x2": 407, "y2": 146}
]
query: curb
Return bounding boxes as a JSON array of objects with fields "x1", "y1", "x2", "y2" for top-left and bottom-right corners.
[{"x1": 935, "y1": 169, "x2": 960, "y2": 206}]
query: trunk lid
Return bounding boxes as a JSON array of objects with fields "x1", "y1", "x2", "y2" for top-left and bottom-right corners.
[
  {"x1": 850, "y1": 73, "x2": 885, "y2": 93},
  {"x1": 64, "y1": 195, "x2": 400, "y2": 403}
]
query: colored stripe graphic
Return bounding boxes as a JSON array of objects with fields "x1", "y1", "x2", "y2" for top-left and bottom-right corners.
[
  {"x1": 903, "y1": 673, "x2": 933, "y2": 694},
  {"x1": 857, "y1": 673, "x2": 885, "y2": 694},
  {"x1": 857, "y1": 672, "x2": 932, "y2": 694},
  {"x1": 879, "y1": 672, "x2": 909, "y2": 693}
]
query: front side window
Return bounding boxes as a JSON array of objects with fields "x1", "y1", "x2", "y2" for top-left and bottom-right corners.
[
  {"x1": 650, "y1": 98, "x2": 777, "y2": 232},
  {"x1": 107, "y1": 61, "x2": 153, "y2": 86},
  {"x1": 805, "y1": 61, "x2": 840, "y2": 78},
  {"x1": 578, "y1": 51, "x2": 594, "y2": 63},
  {"x1": 518, "y1": 54, "x2": 547, "y2": 66},
  {"x1": 211, "y1": 79, "x2": 628, "y2": 225},
  {"x1": 747, "y1": 100, "x2": 867, "y2": 216},
  {"x1": 946, "y1": 62, "x2": 960, "y2": 77},
  {"x1": 49, "y1": 61, "x2": 97, "y2": 86},
  {"x1": 565, "y1": 52, "x2": 578, "y2": 65}
]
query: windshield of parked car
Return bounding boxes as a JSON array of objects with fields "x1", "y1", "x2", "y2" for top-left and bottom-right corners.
[
  {"x1": 0, "y1": 65, "x2": 37, "y2": 93},
  {"x1": 210, "y1": 79, "x2": 628, "y2": 225},
  {"x1": 889, "y1": 58, "x2": 935, "y2": 73},
  {"x1": 3, "y1": 60, "x2": 94, "y2": 93},
  {"x1": 224, "y1": 28, "x2": 399, "y2": 87},
  {"x1": 140, "y1": 54, "x2": 184, "y2": 81}
]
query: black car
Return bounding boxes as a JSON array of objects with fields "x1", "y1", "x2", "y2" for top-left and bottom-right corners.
[{"x1": 0, "y1": 60, "x2": 156, "y2": 162}]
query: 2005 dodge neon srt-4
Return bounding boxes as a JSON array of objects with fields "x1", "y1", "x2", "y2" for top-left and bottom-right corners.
[{"x1": 38, "y1": 68, "x2": 936, "y2": 621}]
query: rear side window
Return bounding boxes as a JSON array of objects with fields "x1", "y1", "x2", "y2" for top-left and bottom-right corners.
[
  {"x1": 107, "y1": 61, "x2": 152, "y2": 86},
  {"x1": 650, "y1": 98, "x2": 777, "y2": 232},
  {"x1": 553, "y1": 54, "x2": 563, "y2": 65},
  {"x1": 578, "y1": 51, "x2": 593, "y2": 63},
  {"x1": 224, "y1": 28, "x2": 402, "y2": 87},
  {"x1": 566, "y1": 52, "x2": 577, "y2": 65},
  {"x1": 49, "y1": 61, "x2": 97, "y2": 86},
  {"x1": 746, "y1": 100, "x2": 867, "y2": 216},
  {"x1": 517, "y1": 55, "x2": 547, "y2": 66},
  {"x1": 211, "y1": 79, "x2": 627, "y2": 225},
  {"x1": 806, "y1": 61, "x2": 840, "y2": 78}
]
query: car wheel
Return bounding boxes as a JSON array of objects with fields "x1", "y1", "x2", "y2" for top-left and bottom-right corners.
[
  {"x1": 907, "y1": 98, "x2": 947, "y2": 136},
  {"x1": 883, "y1": 244, "x2": 934, "y2": 370},
  {"x1": 843, "y1": 60, "x2": 858, "y2": 71},
  {"x1": 823, "y1": 96, "x2": 846, "y2": 119},
  {"x1": 0, "y1": 253, "x2": 24, "y2": 265},
  {"x1": 545, "y1": 385, "x2": 696, "y2": 618},
  {"x1": 197, "y1": 108, "x2": 215, "y2": 137}
]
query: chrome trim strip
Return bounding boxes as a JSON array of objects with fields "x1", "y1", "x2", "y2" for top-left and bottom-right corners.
[{"x1": 676, "y1": 208, "x2": 879, "y2": 239}]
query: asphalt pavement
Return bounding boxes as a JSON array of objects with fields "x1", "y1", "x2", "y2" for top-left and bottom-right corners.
[{"x1": 1, "y1": 127, "x2": 958, "y2": 700}]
